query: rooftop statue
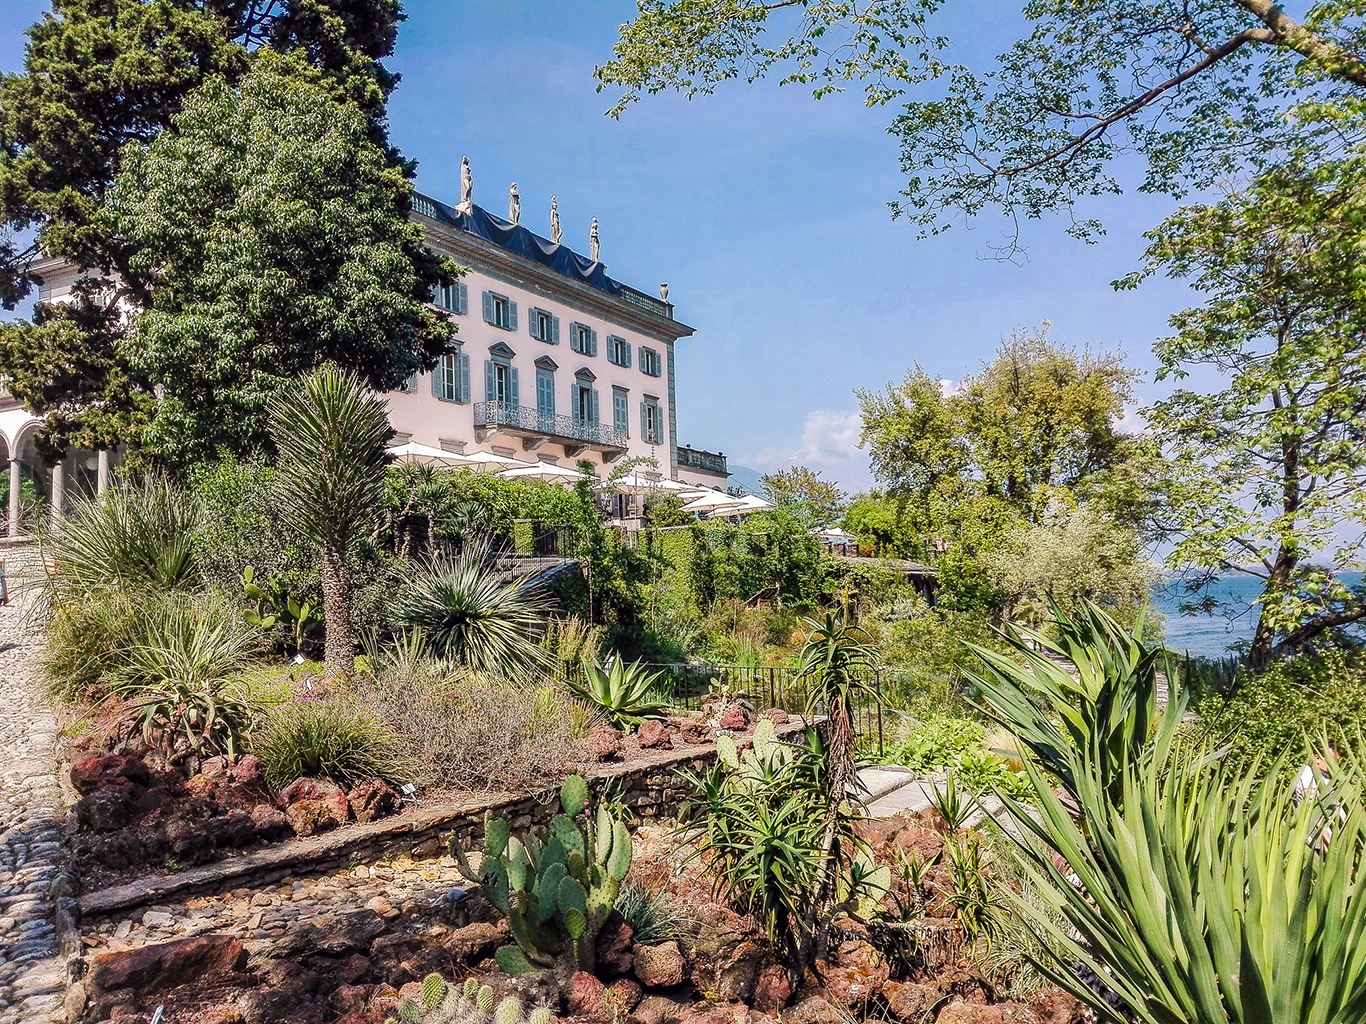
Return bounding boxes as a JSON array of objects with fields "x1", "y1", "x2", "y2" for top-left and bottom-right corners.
[
  {"x1": 509, "y1": 183, "x2": 521, "y2": 225},
  {"x1": 589, "y1": 217, "x2": 600, "y2": 262},
  {"x1": 550, "y1": 196, "x2": 562, "y2": 244},
  {"x1": 459, "y1": 155, "x2": 473, "y2": 208}
]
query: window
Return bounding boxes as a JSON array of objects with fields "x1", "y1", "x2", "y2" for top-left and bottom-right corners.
[
  {"x1": 434, "y1": 281, "x2": 467, "y2": 314},
  {"x1": 483, "y1": 291, "x2": 518, "y2": 331},
  {"x1": 612, "y1": 387, "x2": 629, "y2": 438},
  {"x1": 607, "y1": 335, "x2": 632, "y2": 367},
  {"x1": 484, "y1": 358, "x2": 519, "y2": 406},
  {"x1": 574, "y1": 384, "x2": 599, "y2": 425},
  {"x1": 639, "y1": 346, "x2": 662, "y2": 377},
  {"x1": 432, "y1": 349, "x2": 470, "y2": 403},
  {"x1": 570, "y1": 322, "x2": 598, "y2": 357},
  {"x1": 641, "y1": 397, "x2": 662, "y2": 444},
  {"x1": 529, "y1": 307, "x2": 559, "y2": 344},
  {"x1": 398, "y1": 373, "x2": 418, "y2": 393},
  {"x1": 536, "y1": 367, "x2": 555, "y2": 419}
]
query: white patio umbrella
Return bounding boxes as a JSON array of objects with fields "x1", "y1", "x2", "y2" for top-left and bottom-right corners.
[
  {"x1": 707, "y1": 493, "x2": 776, "y2": 517},
  {"x1": 454, "y1": 450, "x2": 524, "y2": 472},
  {"x1": 496, "y1": 462, "x2": 594, "y2": 485},
  {"x1": 386, "y1": 441, "x2": 472, "y2": 469},
  {"x1": 595, "y1": 472, "x2": 705, "y2": 496},
  {"x1": 681, "y1": 489, "x2": 748, "y2": 514}
]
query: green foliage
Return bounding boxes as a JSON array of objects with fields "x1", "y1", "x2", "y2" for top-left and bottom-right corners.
[
  {"x1": 37, "y1": 476, "x2": 201, "y2": 610},
  {"x1": 759, "y1": 466, "x2": 846, "y2": 528},
  {"x1": 1133, "y1": 161, "x2": 1366, "y2": 658},
  {"x1": 270, "y1": 365, "x2": 392, "y2": 676},
  {"x1": 389, "y1": 975, "x2": 551, "y2": 1024},
  {"x1": 613, "y1": 878, "x2": 692, "y2": 946},
  {"x1": 120, "y1": 676, "x2": 256, "y2": 759},
  {"x1": 241, "y1": 566, "x2": 321, "y2": 651},
  {"x1": 566, "y1": 658, "x2": 671, "y2": 732},
  {"x1": 451, "y1": 774, "x2": 632, "y2": 976},
  {"x1": 1198, "y1": 650, "x2": 1366, "y2": 777},
  {"x1": 886, "y1": 715, "x2": 984, "y2": 774},
  {"x1": 394, "y1": 542, "x2": 552, "y2": 679},
  {"x1": 253, "y1": 696, "x2": 408, "y2": 789},
  {"x1": 106, "y1": 59, "x2": 455, "y2": 469},
  {"x1": 700, "y1": 508, "x2": 827, "y2": 609},
  {"x1": 970, "y1": 602, "x2": 1366, "y2": 1024}
]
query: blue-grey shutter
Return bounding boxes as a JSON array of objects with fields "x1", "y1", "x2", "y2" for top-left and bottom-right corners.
[
  {"x1": 640, "y1": 402, "x2": 648, "y2": 440},
  {"x1": 589, "y1": 328, "x2": 598, "y2": 357},
  {"x1": 624, "y1": 341, "x2": 632, "y2": 367},
  {"x1": 457, "y1": 282, "x2": 468, "y2": 314},
  {"x1": 485, "y1": 360, "x2": 496, "y2": 402},
  {"x1": 551, "y1": 316, "x2": 560, "y2": 345},
  {"x1": 459, "y1": 353, "x2": 471, "y2": 403},
  {"x1": 509, "y1": 366, "x2": 520, "y2": 407},
  {"x1": 507, "y1": 302, "x2": 518, "y2": 332},
  {"x1": 482, "y1": 291, "x2": 494, "y2": 324},
  {"x1": 639, "y1": 347, "x2": 646, "y2": 372},
  {"x1": 430, "y1": 360, "x2": 443, "y2": 397},
  {"x1": 589, "y1": 388, "x2": 599, "y2": 425}
]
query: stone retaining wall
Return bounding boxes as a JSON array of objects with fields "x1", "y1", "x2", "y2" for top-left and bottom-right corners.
[{"x1": 80, "y1": 720, "x2": 816, "y2": 920}]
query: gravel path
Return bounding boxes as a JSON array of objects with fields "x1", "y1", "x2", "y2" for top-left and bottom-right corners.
[{"x1": 0, "y1": 589, "x2": 70, "y2": 1024}]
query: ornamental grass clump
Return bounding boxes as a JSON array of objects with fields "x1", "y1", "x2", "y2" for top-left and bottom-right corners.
[
  {"x1": 970, "y1": 601, "x2": 1366, "y2": 1024},
  {"x1": 253, "y1": 696, "x2": 409, "y2": 789}
]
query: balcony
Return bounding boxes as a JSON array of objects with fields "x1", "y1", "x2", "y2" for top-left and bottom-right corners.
[
  {"x1": 677, "y1": 445, "x2": 728, "y2": 476},
  {"x1": 474, "y1": 401, "x2": 629, "y2": 459}
]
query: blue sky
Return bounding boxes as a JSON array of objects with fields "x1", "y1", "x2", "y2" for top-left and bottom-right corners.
[{"x1": 2, "y1": 0, "x2": 1200, "y2": 492}]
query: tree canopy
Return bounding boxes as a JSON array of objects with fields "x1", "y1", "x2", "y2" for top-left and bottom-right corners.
[
  {"x1": 760, "y1": 465, "x2": 846, "y2": 528},
  {"x1": 598, "y1": 1, "x2": 1366, "y2": 251}
]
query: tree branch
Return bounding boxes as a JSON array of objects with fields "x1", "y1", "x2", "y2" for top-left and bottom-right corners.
[{"x1": 1236, "y1": 0, "x2": 1366, "y2": 87}]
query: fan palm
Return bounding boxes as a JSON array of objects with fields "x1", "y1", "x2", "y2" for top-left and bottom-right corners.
[
  {"x1": 394, "y1": 540, "x2": 552, "y2": 678},
  {"x1": 269, "y1": 367, "x2": 391, "y2": 678}
]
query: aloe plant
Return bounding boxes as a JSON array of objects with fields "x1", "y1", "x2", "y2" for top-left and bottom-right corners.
[
  {"x1": 969, "y1": 602, "x2": 1366, "y2": 1024},
  {"x1": 565, "y1": 657, "x2": 670, "y2": 731},
  {"x1": 451, "y1": 774, "x2": 631, "y2": 979}
]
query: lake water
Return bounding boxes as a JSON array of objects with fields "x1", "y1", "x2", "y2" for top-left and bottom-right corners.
[{"x1": 1152, "y1": 572, "x2": 1365, "y2": 658}]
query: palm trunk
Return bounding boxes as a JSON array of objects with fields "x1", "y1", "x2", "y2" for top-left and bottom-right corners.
[{"x1": 320, "y1": 540, "x2": 352, "y2": 678}]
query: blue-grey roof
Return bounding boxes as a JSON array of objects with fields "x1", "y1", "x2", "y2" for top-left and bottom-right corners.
[{"x1": 413, "y1": 193, "x2": 625, "y2": 299}]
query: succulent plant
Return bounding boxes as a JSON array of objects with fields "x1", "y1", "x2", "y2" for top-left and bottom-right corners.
[
  {"x1": 388, "y1": 976, "x2": 553, "y2": 1024},
  {"x1": 566, "y1": 657, "x2": 671, "y2": 732},
  {"x1": 451, "y1": 774, "x2": 632, "y2": 979}
]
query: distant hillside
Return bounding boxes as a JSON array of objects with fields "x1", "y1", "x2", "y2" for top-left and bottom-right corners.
[{"x1": 726, "y1": 464, "x2": 765, "y2": 496}]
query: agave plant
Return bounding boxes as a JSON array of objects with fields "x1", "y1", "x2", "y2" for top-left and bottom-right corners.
[
  {"x1": 969, "y1": 602, "x2": 1366, "y2": 1024},
  {"x1": 394, "y1": 540, "x2": 552, "y2": 678},
  {"x1": 565, "y1": 657, "x2": 671, "y2": 731}
]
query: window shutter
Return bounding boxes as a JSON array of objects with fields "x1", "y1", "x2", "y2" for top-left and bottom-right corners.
[
  {"x1": 639, "y1": 347, "x2": 646, "y2": 372},
  {"x1": 485, "y1": 360, "x2": 496, "y2": 402},
  {"x1": 624, "y1": 342, "x2": 632, "y2": 367},
  {"x1": 483, "y1": 291, "x2": 494, "y2": 324},
  {"x1": 551, "y1": 316, "x2": 560, "y2": 345},
  {"x1": 459, "y1": 353, "x2": 471, "y2": 403},
  {"x1": 589, "y1": 328, "x2": 598, "y2": 357},
  {"x1": 509, "y1": 367, "x2": 520, "y2": 407},
  {"x1": 589, "y1": 388, "x2": 599, "y2": 425},
  {"x1": 640, "y1": 402, "x2": 648, "y2": 440},
  {"x1": 457, "y1": 282, "x2": 468, "y2": 314},
  {"x1": 430, "y1": 361, "x2": 442, "y2": 397},
  {"x1": 508, "y1": 302, "x2": 518, "y2": 332}
]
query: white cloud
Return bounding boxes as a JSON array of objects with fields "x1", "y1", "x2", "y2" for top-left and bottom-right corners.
[{"x1": 740, "y1": 410, "x2": 873, "y2": 493}]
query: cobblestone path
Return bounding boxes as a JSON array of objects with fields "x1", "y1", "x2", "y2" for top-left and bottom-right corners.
[{"x1": 0, "y1": 594, "x2": 69, "y2": 1024}]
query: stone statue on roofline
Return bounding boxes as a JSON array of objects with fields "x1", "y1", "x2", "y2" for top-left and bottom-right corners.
[
  {"x1": 550, "y1": 196, "x2": 562, "y2": 243},
  {"x1": 509, "y1": 183, "x2": 521, "y2": 225},
  {"x1": 459, "y1": 155, "x2": 473, "y2": 209},
  {"x1": 659, "y1": 283, "x2": 669, "y2": 301},
  {"x1": 589, "y1": 217, "x2": 600, "y2": 262}
]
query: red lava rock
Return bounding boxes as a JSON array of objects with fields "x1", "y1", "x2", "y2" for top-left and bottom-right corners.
[
  {"x1": 883, "y1": 980, "x2": 941, "y2": 1022},
  {"x1": 717, "y1": 702, "x2": 756, "y2": 731},
  {"x1": 183, "y1": 773, "x2": 218, "y2": 800},
  {"x1": 597, "y1": 917, "x2": 635, "y2": 976},
  {"x1": 88, "y1": 936, "x2": 248, "y2": 1003},
  {"x1": 634, "y1": 994, "x2": 691, "y2": 1024},
  {"x1": 761, "y1": 708, "x2": 790, "y2": 725},
  {"x1": 279, "y1": 776, "x2": 352, "y2": 821},
  {"x1": 249, "y1": 803, "x2": 294, "y2": 841},
  {"x1": 633, "y1": 941, "x2": 685, "y2": 988},
  {"x1": 330, "y1": 983, "x2": 371, "y2": 1017},
  {"x1": 442, "y1": 922, "x2": 505, "y2": 965},
  {"x1": 852, "y1": 818, "x2": 898, "y2": 846},
  {"x1": 752, "y1": 964, "x2": 793, "y2": 1012},
  {"x1": 585, "y1": 725, "x2": 623, "y2": 761},
  {"x1": 894, "y1": 827, "x2": 945, "y2": 863},
  {"x1": 230, "y1": 754, "x2": 267, "y2": 789},
  {"x1": 77, "y1": 788, "x2": 136, "y2": 833},
  {"x1": 935, "y1": 1001, "x2": 1025, "y2": 1024},
  {"x1": 677, "y1": 719, "x2": 711, "y2": 744},
  {"x1": 347, "y1": 778, "x2": 401, "y2": 824},
  {"x1": 638, "y1": 720, "x2": 674, "y2": 750},
  {"x1": 71, "y1": 754, "x2": 152, "y2": 795},
  {"x1": 609, "y1": 978, "x2": 645, "y2": 1013},
  {"x1": 285, "y1": 798, "x2": 345, "y2": 837},
  {"x1": 689, "y1": 903, "x2": 763, "y2": 1004},
  {"x1": 781, "y1": 996, "x2": 846, "y2": 1024},
  {"x1": 1028, "y1": 987, "x2": 1086, "y2": 1024},
  {"x1": 568, "y1": 970, "x2": 609, "y2": 1016},
  {"x1": 818, "y1": 940, "x2": 889, "y2": 1009}
]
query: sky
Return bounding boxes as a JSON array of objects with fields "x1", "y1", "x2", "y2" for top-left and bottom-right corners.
[{"x1": 0, "y1": 0, "x2": 1202, "y2": 492}]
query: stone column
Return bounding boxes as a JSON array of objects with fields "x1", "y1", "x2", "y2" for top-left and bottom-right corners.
[
  {"x1": 50, "y1": 458, "x2": 65, "y2": 525},
  {"x1": 96, "y1": 448, "x2": 109, "y2": 494},
  {"x1": 8, "y1": 456, "x2": 20, "y2": 538}
]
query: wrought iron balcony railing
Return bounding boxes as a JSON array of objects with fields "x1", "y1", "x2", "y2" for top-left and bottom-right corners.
[{"x1": 474, "y1": 401, "x2": 629, "y2": 449}]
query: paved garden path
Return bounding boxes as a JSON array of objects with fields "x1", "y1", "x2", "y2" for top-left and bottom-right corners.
[
  {"x1": 0, "y1": 590, "x2": 71, "y2": 1024},
  {"x1": 857, "y1": 767, "x2": 1019, "y2": 831}
]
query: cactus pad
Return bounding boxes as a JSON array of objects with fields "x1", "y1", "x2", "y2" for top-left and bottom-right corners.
[
  {"x1": 496, "y1": 944, "x2": 536, "y2": 977},
  {"x1": 560, "y1": 774, "x2": 589, "y2": 816}
]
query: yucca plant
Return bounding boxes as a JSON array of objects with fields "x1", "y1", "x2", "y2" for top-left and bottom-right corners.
[
  {"x1": 394, "y1": 540, "x2": 552, "y2": 678},
  {"x1": 270, "y1": 367, "x2": 392, "y2": 678},
  {"x1": 566, "y1": 657, "x2": 671, "y2": 731},
  {"x1": 37, "y1": 475, "x2": 201, "y2": 610},
  {"x1": 969, "y1": 602, "x2": 1366, "y2": 1024}
]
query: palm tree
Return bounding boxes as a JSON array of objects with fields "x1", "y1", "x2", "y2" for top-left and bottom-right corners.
[
  {"x1": 394, "y1": 538, "x2": 552, "y2": 678},
  {"x1": 269, "y1": 367, "x2": 391, "y2": 678}
]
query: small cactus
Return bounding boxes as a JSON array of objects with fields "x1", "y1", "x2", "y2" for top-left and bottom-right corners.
[{"x1": 387, "y1": 975, "x2": 545, "y2": 1024}]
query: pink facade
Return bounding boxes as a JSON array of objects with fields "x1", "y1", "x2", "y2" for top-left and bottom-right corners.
[{"x1": 389, "y1": 194, "x2": 695, "y2": 478}]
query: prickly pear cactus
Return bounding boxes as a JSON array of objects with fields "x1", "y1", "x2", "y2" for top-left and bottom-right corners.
[
  {"x1": 387, "y1": 975, "x2": 498, "y2": 1024},
  {"x1": 450, "y1": 774, "x2": 632, "y2": 977}
]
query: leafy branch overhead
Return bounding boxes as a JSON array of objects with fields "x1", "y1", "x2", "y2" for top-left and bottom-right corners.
[{"x1": 598, "y1": 1, "x2": 1366, "y2": 249}]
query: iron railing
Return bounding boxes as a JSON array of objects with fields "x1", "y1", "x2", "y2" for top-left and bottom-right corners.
[{"x1": 474, "y1": 401, "x2": 628, "y2": 449}]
